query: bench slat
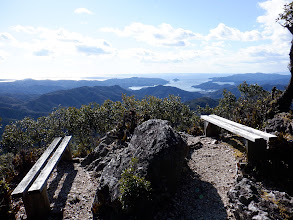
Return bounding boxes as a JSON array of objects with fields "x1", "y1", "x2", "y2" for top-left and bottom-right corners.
[
  {"x1": 28, "y1": 136, "x2": 72, "y2": 193},
  {"x1": 209, "y1": 114, "x2": 277, "y2": 141},
  {"x1": 11, "y1": 137, "x2": 62, "y2": 197},
  {"x1": 201, "y1": 115, "x2": 262, "y2": 142}
]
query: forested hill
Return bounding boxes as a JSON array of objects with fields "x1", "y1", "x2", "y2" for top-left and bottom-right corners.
[
  {"x1": 0, "y1": 77, "x2": 168, "y2": 94},
  {"x1": 0, "y1": 84, "x2": 204, "y2": 135},
  {"x1": 0, "y1": 73, "x2": 290, "y2": 136},
  {"x1": 210, "y1": 73, "x2": 290, "y2": 85},
  {"x1": 24, "y1": 85, "x2": 128, "y2": 113},
  {"x1": 23, "y1": 85, "x2": 202, "y2": 113},
  {"x1": 134, "y1": 85, "x2": 202, "y2": 102}
]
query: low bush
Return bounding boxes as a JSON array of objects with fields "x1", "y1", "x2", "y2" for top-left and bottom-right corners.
[{"x1": 119, "y1": 158, "x2": 152, "y2": 216}]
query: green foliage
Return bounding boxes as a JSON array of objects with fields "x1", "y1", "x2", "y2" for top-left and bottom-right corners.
[
  {"x1": 135, "y1": 95, "x2": 199, "y2": 132},
  {"x1": 0, "y1": 149, "x2": 41, "y2": 219},
  {"x1": 119, "y1": 158, "x2": 152, "y2": 214},
  {"x1": 236, "y1": 82, "x2": 271, "y2": 128},
  {"x1": 0, "y1": 153, "x2": 14, "y2": 182},
  {"x1": 185, "y1": 97, "x2": 219, "y2": 111},
  {"x1": 0, "y1": 179, "x2": 15, "y2": 219},
  {"x1": 277, "y1": 2, "x2": 293, "y2": 29},
  {"x1": 213, "y1": 89, "x2": 237, "y2": 120},
  {"x1": 0, "y1": 94, "x2": 199, "y2": 173},
  {"x1": 211, "y1": 82, "x2": 272, "y2": 129}
]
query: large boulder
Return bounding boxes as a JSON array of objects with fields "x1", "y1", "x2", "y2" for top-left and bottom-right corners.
[{"x1": 86, "y1": 119, "x2": 188, "y2": 219}]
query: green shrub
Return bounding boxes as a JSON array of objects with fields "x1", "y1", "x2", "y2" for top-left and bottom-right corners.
[
  {"x1": 119, "y1": 158, "x2": 152, "y2": 215},
  {"x1": 212, "y1": 82, "x2": 273, "y2": 129},
  {"x1": 0, "y1": 153, "x2": 15, "y2": 191},
  {"x1": 0, "y1": 179, "x2": 14, "y2": 219},
  {"x1": 1, "y1": 95, "x2": 201, "y2": 157}
]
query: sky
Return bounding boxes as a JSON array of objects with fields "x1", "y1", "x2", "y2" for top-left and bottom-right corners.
[{"x1": 0, "y1": 0, "x2": 292, "y2": 80}]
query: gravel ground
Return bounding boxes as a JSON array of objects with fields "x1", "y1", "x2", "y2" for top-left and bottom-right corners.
[
  {"x1": 154, "y1": 135, "x2": 238, "y2": 220},
  {"x1": 13, "y1": 161, "x2": 99, "y2": 220},
  {"x1": 13, "y1": 135, "x2": 239, "y2": 220}
]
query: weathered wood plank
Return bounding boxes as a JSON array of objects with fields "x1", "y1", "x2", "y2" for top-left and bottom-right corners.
[
  {"x1": 245, "y1": 138, "x2": 267, "y2": 162},
  {"x1": 201, "y1": 115, "x2": 262, "y2": 142},
  {"x1": 11, "y1": 137, "x2": 62, "y2": 197},
  {"x1": 28, "y1": 136, "x2": 72, "y2": 193},
  {"x1": 23, "y1": 186, "x2": 50, "y2": 219},
  {"x1": 209, "y1": 114, "x2": 277, "y2": 141}
]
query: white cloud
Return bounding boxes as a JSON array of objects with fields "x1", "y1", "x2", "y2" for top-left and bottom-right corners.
[
  {"x1": 119, "y1": 48, "x2": 201, "y2": 63},
  {"x1": 74, "y1": 8, "x2": 93, "y2": 15},
  {"x1": 207, "y1": 23, "x2": 262, "y2": 41},
  {"x1": 101, "y1": 22, "x2": 202, "y2": 47},
  {"x1": 76, "y1": 44, "x2": 115, "y2": 56},
  {"x1": 34, "y1": 49, "x2": 52, "y2": 56},
  {"x1": 239, "y1": 45, "x2": 286, "y2": 61},
  {"x1": 13, "y1": 25, "x2": 39, "y2": 34},
  {"x1": 238, "y1": 0, "x2": 292, "y2": 67},
  {"x1": 2, "y1": 0, "x2": 292, "y2": 79},
  {"x1": 0, "y1": 50, "x2": 9, "y2": 61},
  {"x1": 257, "y1": 0, "x2": 291, "y2": 42},
  {"x1": 8, "y1": 26, "x2": 115, "y2": 59},
  {"x1": 0, "y1": 32, "x2": 16, "y2": 47},
  {"x1": 0, "y1": 32, "x2": 15, "y2": 41}
]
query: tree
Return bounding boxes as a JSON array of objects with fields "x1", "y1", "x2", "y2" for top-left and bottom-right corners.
[{"x1": 275, "y1": 2, "x2": 293, "y2": 113}]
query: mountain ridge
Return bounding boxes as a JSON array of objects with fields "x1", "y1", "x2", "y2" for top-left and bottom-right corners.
[{"x1": 0, "y1": 77, "x2": 168, "y2": 95}]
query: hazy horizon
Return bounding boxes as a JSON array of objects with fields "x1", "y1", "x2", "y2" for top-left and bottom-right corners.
[{"x1": 0, "y1": 72, "x2": 291, "y2": 82}]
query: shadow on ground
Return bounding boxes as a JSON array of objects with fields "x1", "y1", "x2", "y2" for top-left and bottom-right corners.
[
  {"x1": 154, "y1": 163, "x2": 228, "y2": 220},
  {"x1": 47, "y1": 161, "x2": 77, "y2": 219}
]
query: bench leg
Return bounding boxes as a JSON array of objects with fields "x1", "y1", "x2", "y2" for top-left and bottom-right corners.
[
  {"x1": 244, "y1": 138, "x2": 267, "y2": 164},
  {"x1": 23, "y1": 186, "x2": 50, "y2": 219},
  {"x1": 61, "y1": 144, "x2": 72, "y2": 161},
  {"x1": 204, "y1": 121, "x2": 219, "y2": 137}
]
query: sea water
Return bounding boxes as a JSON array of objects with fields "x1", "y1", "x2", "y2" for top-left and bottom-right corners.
[{"x1": 129, "y1": 73, "x2": 231, "y2": 92}]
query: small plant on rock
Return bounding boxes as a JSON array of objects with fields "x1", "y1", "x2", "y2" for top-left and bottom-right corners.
[{"x1": 119, "y1": 158, "x2": 152, "y2": 216}]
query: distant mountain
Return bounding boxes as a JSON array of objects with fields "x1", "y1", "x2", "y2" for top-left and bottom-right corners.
[
  {"x1": 99, "y1": 77, "x2": 168, "y2": 88},
  {"x1": 0, "y1": 73, "x2": 290, "y2": 137},
  {"x1": 192, "y1": 73, "x2": 290, "y2": 99},
  {"x1": 192, "y1": 82, "x2": 233, "y2": 90},
  {"x1": 134, "y1": 85, "x2": 202, "y2": 102},
  {"x1": 23, "y1": 85, "x2": 204, "y2": 113},
  {"x1": 24, "y1": 85, "x2": 132, "y2": 113},
  {"x1": 0, "y1": 77, "x2": 168, "y2": 95},
  {"x1": 0, "y1": 84, "x2": 203, "y2": 126},
  {"x1": 209, "y1": 73, "x2": 290, "y2": 85}
]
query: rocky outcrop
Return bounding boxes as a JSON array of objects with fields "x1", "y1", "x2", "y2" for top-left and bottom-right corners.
[
  {"x1": 81, "y1": 131, "x2": 123, "y2": 176},
  {"x1": 228, "y1": 176, "x2": 293, "y2": 220},
  {"x1": 265, "y1": 112, "x2": 293, "y2": 136},
  {"x1": 83, "y1": 119, "x2": 188, "y2": 219}
]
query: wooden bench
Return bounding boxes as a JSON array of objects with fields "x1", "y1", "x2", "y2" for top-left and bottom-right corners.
[
  {"x1": 12, "y1": 136, "x2": 72, "y2": 219},
  {"x1": 200, "y1": 115, "x2": 277, "y2": 163}
]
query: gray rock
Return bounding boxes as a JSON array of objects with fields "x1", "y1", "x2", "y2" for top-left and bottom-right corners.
[
  {"x1": 228, "y1": 177, "x2": 293, "y2": 220},
  {"x1": 265, "y1": 112, "x2": 293, "y2": 135},
  {"x1": 87, "y1": 119, "x2": 188, "y2": 219}
]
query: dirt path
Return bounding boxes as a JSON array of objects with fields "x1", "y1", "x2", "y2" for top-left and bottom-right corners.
[
  {"x1": 155, "y1": 135, "x2": 238, "y2": 219},
  {"x1": 14, "y1": 135, "x2": 238, "y2": 219}
]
